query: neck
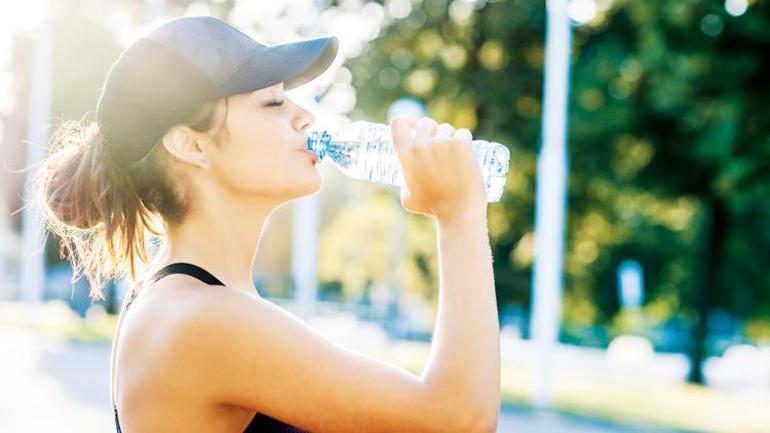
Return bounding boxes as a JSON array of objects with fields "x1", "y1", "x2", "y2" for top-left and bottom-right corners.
[{"x1": 149, "y1": 191, "x2": 284, "y2": 293}]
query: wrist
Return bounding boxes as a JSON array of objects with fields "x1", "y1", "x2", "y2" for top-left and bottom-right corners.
[{"x1": 436, "y1": 205, "x2": 488, "y2": 230}]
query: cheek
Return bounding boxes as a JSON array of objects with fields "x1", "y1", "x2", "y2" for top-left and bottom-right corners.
[
  {"x1": 214, "y1": 137, "x2": 312, "y2": 195},
  {"x1": 211, "y1": 111, "x2": 320, "y2": 196},
  {"x1": 220, "y1": 118, "x2": 274, "y2": 173},
  {"x1": 219, "y1": 140, "x2": 283, "y2": 188}
]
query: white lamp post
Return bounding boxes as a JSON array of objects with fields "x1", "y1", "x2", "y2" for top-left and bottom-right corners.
[
  {"x1": 290, "y1": 0, "x2": 328, "y2": 321},
  {"x1": 529, "y1": 0, "x2": 573, "y2": 407},
  {"x1": 19, "y1": 0, "x2": 53, "y2": 303}
]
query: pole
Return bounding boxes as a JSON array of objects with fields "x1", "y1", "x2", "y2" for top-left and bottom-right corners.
[
  {"x1": 529, "y1": 0, "x2": 572, "y2": 407},
  {"x1": 290, "y1": 0, "x2": 327, "y2": 320},
  {"x1": 292, "y1": 194, "x2": 320, "y2": 320},
  {"x1": 19, "y1": 1, "x2": 53, "y2": 302}
]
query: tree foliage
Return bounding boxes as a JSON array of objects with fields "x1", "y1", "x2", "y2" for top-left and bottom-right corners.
[{"x1": 348, "y1": 0, "x2": 770, "y2": 381}]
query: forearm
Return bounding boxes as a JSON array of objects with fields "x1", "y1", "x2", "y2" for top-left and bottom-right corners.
[{"x1": 421, "y1": 208, "x2": 501, "y2": 422}]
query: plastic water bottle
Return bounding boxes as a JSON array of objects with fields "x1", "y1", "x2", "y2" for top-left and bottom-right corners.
[{"x1": 306, "y1": 121, "x2": 510, "y2": 202}]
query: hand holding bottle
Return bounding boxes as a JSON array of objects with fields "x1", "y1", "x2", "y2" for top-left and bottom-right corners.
[
  {"x1": 306, "y1": 119, "x2": 509, "y2": 203},
  {"x1": 389, "y1": 116, "x2": 487, "y2": 223}
]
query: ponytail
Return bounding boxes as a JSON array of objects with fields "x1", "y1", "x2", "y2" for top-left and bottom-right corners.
[
  {"x1": 38, "y1": 99, "x2": 227, "y2": 300},
  {"x1": 38, "y1": 119, "x2": 161, "y2": 299}
]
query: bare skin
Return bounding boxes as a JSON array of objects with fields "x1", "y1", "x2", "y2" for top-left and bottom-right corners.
[{"x1": 110, "y1": 83, "x2": 500, "y2": 432}]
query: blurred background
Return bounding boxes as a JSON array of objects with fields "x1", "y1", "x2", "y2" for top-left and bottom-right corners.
[{"x1": 1, "y1": 0, "x2": 769, "y2": 432}]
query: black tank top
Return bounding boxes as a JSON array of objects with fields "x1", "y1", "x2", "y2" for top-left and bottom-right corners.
[{"x1": 113, "y1": 262, "x2": 309, "y2": 433}]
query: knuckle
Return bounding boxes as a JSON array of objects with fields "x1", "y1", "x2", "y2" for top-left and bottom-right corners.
[
  {"x1": 432, "y1": 137, "x2": 453, "y2": 148},
  {"x1": 446, "y1": 136, "x2": 466, "y2": 148},
  {"x1": 413, "y1": 142, "x2": 432, "y2": 155}
]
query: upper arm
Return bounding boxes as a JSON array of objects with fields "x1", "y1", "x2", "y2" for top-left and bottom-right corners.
[{"x1": 170, "y1": 292, "x2": 485, "y2": 433}]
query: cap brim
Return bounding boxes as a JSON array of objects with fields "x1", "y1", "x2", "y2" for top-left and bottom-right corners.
[{"x1": 211, "y1": 36, "x2": 339, "y2": 98}]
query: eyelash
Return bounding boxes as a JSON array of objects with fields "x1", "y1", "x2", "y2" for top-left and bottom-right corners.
[{"x1": 265, "y1": 99, "x2": 285, "y2": 107}]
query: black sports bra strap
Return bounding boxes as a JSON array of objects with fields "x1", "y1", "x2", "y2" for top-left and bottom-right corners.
[{"x1": 149, "y1": 262, "x2": 226, "y2": 286}]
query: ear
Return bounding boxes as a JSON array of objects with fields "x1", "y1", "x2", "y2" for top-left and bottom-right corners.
[{"x1": 161, "y1": 126, "x2": 209, "y2": 169}]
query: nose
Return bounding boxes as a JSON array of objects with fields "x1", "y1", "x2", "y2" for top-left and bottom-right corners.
[{"x1": 295, "y1": 106, "x2": 315, "y2": 133}]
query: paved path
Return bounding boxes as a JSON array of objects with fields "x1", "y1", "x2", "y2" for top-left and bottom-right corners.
[{"x1": 0, "y1": 327, "x2": 691, "y2": 433}]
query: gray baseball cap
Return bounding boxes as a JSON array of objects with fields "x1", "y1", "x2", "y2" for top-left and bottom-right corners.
[{"x1": 96, "y1": 16, "x2": 339, "y2": 166}]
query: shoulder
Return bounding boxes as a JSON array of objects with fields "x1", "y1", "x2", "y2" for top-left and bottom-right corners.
[
  {"x1": 120, "y1": 283, "x2": 270, "y2": 393},
  {"x1": 148, "y1": 282, "x2": 268, "y2": 345},
  {"x1": 121, "y1": 279, "x2": 266, "y2": 366},
  {"x1": 168, "y1": 285, "x2": 298, "y2": 358}
]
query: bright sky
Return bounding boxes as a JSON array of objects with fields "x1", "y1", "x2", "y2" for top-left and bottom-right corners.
[{"x1": 0, "y1": 0, "x2": 50, "y2": 114}]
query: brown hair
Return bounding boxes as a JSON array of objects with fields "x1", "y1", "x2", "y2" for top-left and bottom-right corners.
[{"x1": 37, "y1": 98, "x2": 229, "y2": 300}]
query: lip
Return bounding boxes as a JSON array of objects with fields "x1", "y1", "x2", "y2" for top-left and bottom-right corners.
[{"x1": 300, "y1": 149, "x2": 319, "y2": 163}]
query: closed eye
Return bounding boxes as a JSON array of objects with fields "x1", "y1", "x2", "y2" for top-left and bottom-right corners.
[{"x1": 265, "y1": 99, "x2": 285, "y2": 107}]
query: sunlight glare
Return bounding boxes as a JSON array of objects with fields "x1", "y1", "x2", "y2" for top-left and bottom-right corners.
[{"x1": 568, "y1": 0, "x2": 598, "y2": 25}]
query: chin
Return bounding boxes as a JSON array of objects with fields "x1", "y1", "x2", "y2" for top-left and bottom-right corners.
[
  {"x1": 288, "y1": 176, "x2": 323, "y2": 201},
  {"x1": 303, "y1": 177, "x2": 323, "y2": 196}
]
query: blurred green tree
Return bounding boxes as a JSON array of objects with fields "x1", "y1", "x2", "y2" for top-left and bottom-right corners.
[
  {"x1": 349, "y1": 0, "x2": 770, "y2": 384},
  {"x1": 569, "y1": 0, "x2": 770, "y2": 383}
]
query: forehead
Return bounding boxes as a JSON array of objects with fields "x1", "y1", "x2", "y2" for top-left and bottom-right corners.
[{"x1": 253, "y1": 82, "x2": 284, "y2": 95}]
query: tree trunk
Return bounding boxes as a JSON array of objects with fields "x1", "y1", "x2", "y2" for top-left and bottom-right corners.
[{"x1": 688, "y1": 198, "x2": 728, "y2": 384}]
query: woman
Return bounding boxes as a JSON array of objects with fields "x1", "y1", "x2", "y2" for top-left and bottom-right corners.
[{"x1": 38, "y1": 15, "x2": 500, "y2": 433}]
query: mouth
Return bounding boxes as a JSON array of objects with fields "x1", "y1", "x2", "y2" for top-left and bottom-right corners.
[{"x1": 300, "y1": 149, "x2": 319, "y2": 163}]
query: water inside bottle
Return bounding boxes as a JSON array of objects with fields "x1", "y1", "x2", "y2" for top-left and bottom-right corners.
[{"x1": 329, "y1": 137, "x2": 406, "y2": 187}]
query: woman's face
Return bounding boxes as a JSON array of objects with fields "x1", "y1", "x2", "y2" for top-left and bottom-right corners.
[{"x1": 205, "y1": 82, "x2": 320, "y2": 202}]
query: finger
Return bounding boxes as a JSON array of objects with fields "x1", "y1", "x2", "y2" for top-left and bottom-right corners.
[
  {"x1": 390, "y1": 116, "x2": 417, "y2": 156},
  {"x1": 390, "y1": 116, "x2": 419, "y2": 127},
  {"x1": 453, "y1": 128, "x2": 472, "y2": 144},
  {"x1": 435, "y1": 123, "x2": 455, "y2": 139},
  {"x1": 455, "y1": 128, "x2": 473, "y2": 140},
  {"x1": 413, "y1": 117, "x2": 437, "y2": 146}
]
